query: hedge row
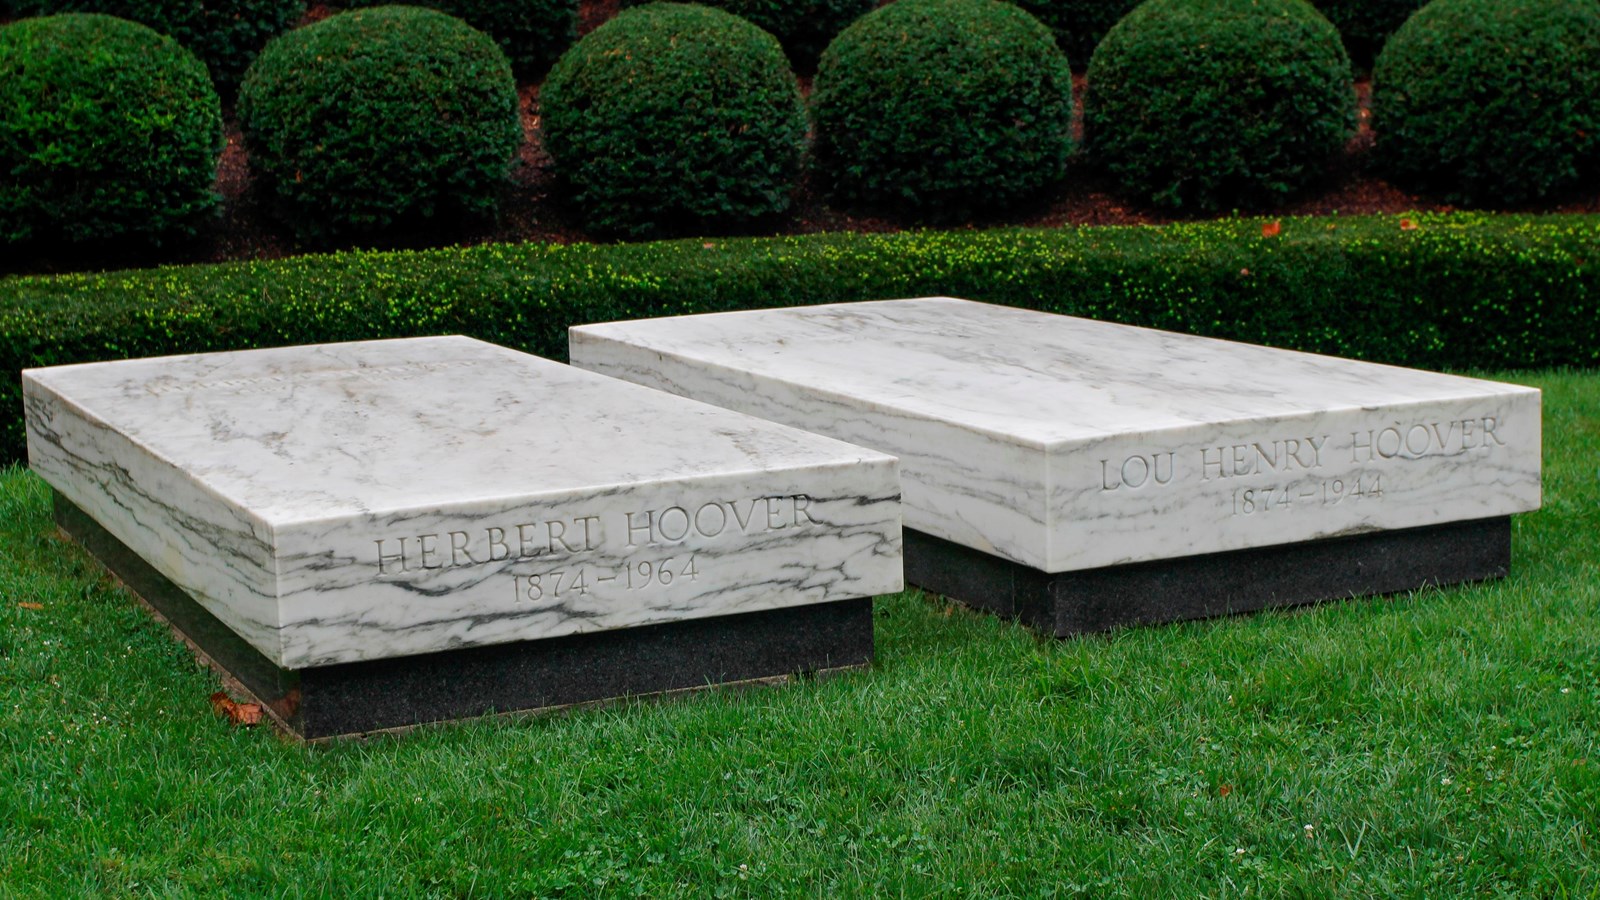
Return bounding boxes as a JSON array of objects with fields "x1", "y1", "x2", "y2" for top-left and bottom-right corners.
[{"x1": 3, "y1": 213, "x2": 1595, "y2": 464}]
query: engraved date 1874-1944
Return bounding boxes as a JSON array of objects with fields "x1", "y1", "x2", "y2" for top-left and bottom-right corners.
[{"x1": 1230, "y1": 474, "x2": 1384, "y2": 517}]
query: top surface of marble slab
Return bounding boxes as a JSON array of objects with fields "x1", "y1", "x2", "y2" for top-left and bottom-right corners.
[
  {"x1": 570, "y1": 298, "x2": 1541, "y2": 573},
  {"x1": 25, "y1": 337, "x2": 902, "y2": 667},
  {"x1": 27, "y1": 336, "x2": 894, "y2": 526},
  {"x1": 575, "y1": 297, "x2": 1529, "y2": 447}
]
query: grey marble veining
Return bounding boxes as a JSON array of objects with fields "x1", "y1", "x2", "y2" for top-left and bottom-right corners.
[
  {"x1": 25, "y1": 337, "x2": 902, "y2": 667},
  {"x1": 570, "y1": 297, "x2": 1541, "y2": 572}
]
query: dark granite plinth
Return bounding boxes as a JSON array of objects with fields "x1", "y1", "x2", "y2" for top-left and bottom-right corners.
[
  {"x1": 906, "y1": 517, "x2": 1511, "y2": 636},
  {"x1": 56, "y1": 493, "x2": 873, "y2": 740}
]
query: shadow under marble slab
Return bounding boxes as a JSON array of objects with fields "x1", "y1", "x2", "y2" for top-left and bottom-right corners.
[
  {"x1": 905, "y1": 518, "x2": 1509, "y2": 636},
  {"x1": 58, "y1": 492, "x2": 873, "y2": 740}
]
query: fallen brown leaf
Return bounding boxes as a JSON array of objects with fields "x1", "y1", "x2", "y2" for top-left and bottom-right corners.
[
  {"x1": 209, "y1": 691, "x2": 264, "y2": 727},
  {"x1": 17, "y1": 602, "x2": 44, "y2": 611}
]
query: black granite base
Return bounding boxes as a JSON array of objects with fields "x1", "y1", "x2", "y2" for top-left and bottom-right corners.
[
  {"x1": 55, "y1": 493, "x2": 873, "y2": 740},
  {"x1": 905, "y1": 516, "x2": 1511, "y2": 636}
]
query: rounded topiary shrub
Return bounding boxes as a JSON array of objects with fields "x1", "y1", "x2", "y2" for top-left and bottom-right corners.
[
  {"x1": 237, "y1": 6, "x2": 521, "y2": 244},
  {"x1": 541, "y1": 3, "x2": 806, "y2": 239},
  {"x1": 1007, "y1": 0, "x2": 1140, "y2": 70},
  {"x1": 9, "y1": 0, "x2": 305, "y2": 91},
  {"x1": 1085, "y1": 0, "x2": 1355, "y2": 212},
  {"x1": 345, "y1": 0, "x2": 576, "y2": 77},
  {"x1": 811, "y1": 0, "x2": 1074, "y2": 222},
  {"x1": 617, "y1": 0, "x2": 873, "y2": 71},
  {"x1": 1372, "y1": 0, "x2": 1600, "y2": 207},
  {"x1": 0, "y1": 14, "x2": 223, "y2": 246},
  {"x1": 1308, "y1": 0, "x2": 1428, "y2": 69}
]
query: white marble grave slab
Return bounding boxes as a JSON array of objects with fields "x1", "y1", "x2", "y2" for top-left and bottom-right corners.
[
  {"x1": 570, "y1": 298, "x2": 1541, "y2": 573},
  {"x1": 24, "y1": 337, "x2": 902, "y2": 668}
]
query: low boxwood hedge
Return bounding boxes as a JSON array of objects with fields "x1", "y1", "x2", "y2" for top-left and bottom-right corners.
[{"x1": 2, "y1": 214, "x2": 1595, "y2": 463}]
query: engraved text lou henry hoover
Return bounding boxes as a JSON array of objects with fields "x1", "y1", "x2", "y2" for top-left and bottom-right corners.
[{"x1": 1097, "y1": 415, "x2": 1511, "y2": 500}]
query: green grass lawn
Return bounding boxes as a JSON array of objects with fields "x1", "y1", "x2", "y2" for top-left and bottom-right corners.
[{"x1": 2, "y1": 369, "x2": 1596, "y2": 897}]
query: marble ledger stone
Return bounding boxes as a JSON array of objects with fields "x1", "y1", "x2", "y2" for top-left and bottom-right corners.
[
  {"x1": 24, "y1": 337, "x2": 903, "y2": 673},
  {"x1": 570, "y1": 298, "x2": 1541, "y2": 622}
]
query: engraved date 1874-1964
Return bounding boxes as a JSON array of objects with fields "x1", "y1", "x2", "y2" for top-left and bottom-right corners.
[{"x1": 512, "y1": 555, "x2": 700, "y2": 602}]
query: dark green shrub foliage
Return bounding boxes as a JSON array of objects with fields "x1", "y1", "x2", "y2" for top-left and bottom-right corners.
[
  {"x1": 999, "y1": 0, "x2": 1411, "y2": 80},
  {"x1": 541, "y1": 3, "x2": 806, "y2": 239},
  {"x1": 1006, "y1": 0, "x2": 1139, "y2": 70},
  {"x1": 237, "y1": 6, "x2": 521, "y2": 244},
  {"x1": 346, "y1": 0, "x2": 576, "y2": 77},
  {"x1": 1308, "y1": 0, "x2": 1428, "y2": 69},
  {"x1": 617, "y1": 0, "x2": 873, "y2": 70},
  {"x1": 1085, "y1": 0, "x2": 1354, "y2": 212},
  {"x1": 0, "y1": 14, "x2": 223, "y2": 246},
  {"x1": 9, "y1": 0, "x2": 305, "y2": 90},
  {"x1": 3, "y1": 214, "x2": 1596, "y2": 465},
  {"x1": 811, "y1": 0, "x2": 1074, "y2": 222},
  {"x1": 1372, "y1": 0, "x2": 1600, "y2": 207}
]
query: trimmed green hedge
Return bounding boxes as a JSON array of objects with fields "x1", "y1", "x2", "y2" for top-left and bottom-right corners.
[
  {"x1": 542, "y1": 3, "x2": 806, "y2": 239},
  {"x1": 1372, "y1": 0, "x2": 1600, "y2": 207},
  {"x1": 10, "y1": 0, "x2": 305, "y2": 91},
  {"x1": 0, "y1": 14, "x2": 224, "y2": 246},
  {"x1": 812, "y1": 0, "x2": 1074, "y2": 222},
  {"x1": 1000, "y1": 0, "x2": 1420, "y2": 74},
  {"x1": 3, "y1": 213, "x2": 1596, "y2": 463},
  {"x1": 1007, "y1": 0, "x2": 1139, "y2": 70},
  {"x1": 345, "y1": 0, "x2": 576, "y2": 77},
  {"x1": 1310, "y1": 0, "x2": 1428, "y2": 70},
  {"x1": 1085, "y1": 0, "x2": 1354, "y2": 212},
  {"x1": 238, "y1": 6, "x2": 521, "y2": 244},
  {"x1": 618, "y1": 0, "x2": 872, "y2": 71}
]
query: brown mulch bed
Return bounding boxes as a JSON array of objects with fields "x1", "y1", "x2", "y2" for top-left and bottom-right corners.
[{"x1": 4, "y1": 3, "x2": 1597, "y2": 279}]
